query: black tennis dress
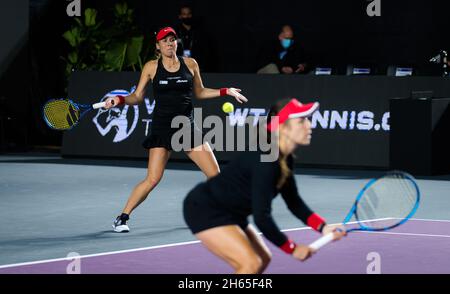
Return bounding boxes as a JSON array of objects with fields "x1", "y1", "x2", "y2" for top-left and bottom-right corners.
[{"x1": 142, "y1": 57, "x2": 203, "y2": 150}]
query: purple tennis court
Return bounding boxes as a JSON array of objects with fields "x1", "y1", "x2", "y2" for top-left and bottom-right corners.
[{"x1": 1, "y1": 219, "x2": 449, "y2": 274}]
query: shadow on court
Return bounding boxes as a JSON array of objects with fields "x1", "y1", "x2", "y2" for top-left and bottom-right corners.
[{"x1": 0, "y1": 226, "x2": 189, "y2": 248}]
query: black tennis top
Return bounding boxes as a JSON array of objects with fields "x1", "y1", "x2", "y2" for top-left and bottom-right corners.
[
  {"x1": 151, "y1": 57, "x2": 194, "y2": 133},
  {"x1": 206, "y1": 150, "x2": 324, "y2": 246}
]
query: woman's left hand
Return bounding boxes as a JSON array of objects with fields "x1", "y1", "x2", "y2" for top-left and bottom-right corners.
[{"x1": 227, "y1": 88, "x2": 248, "y2": 104}]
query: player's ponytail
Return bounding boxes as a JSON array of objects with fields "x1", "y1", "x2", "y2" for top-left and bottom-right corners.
[
  {"x1": 267, "y1": 99, "x2": 293, "y2": 189},
  {"x1": 277, "y1": 153, "x2": 291, "y2": 189}
]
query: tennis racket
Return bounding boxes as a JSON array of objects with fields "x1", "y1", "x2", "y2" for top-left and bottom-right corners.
[
  {"x1": 309, "y1": 170, "x2": 421, "y2": 250},
  {"x1": 42, "y1": 99, "x2": 107, "y2": 131}
]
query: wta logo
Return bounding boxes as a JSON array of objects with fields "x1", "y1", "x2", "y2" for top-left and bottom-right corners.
[
  {"x1": 92, "y1": 88, "x2": 139, "y2": 143},
  {"x1": 229, "y1": 108, "x2": 390, "y2": 132},
  {"x1": 312, "y1": 110, "x2": 390, "y2": 131}
]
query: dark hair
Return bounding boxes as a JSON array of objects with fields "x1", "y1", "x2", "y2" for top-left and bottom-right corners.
[
  {"x1": 266, "y1": 98, "x2": 291, "y2": 125},
  {"x1": 179, "y1": 3, "x2": 193, "y2": 13},
  {"x1": 280, "y1": 24, "x2": 293, "y2": 33},
  {"x1": 267, "y1": 98, "x2": 293, "y2": 189}
]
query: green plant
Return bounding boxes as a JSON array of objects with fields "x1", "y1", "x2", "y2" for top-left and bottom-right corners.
[{"x1": 61, "y1": 3, "x2": 154, "y2": 78}]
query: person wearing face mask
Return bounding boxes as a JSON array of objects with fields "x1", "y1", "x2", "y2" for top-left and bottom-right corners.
[
  {"x1": 174, "y1": 5, "x2": 216, "y2": 72},
  {"x1": 257, "y1": 25, "x2": 308, "y2": 75},
  {"x1": 175, "y1": 5, "x2": 195, "y2": 58}
]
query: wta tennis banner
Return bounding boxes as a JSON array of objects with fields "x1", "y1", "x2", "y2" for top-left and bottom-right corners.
[{"x1": 62, "y1": 71, "x2": 450, "y2": 168}]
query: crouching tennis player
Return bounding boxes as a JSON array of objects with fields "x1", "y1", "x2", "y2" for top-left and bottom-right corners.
[{"x1": 183, "y1": 98, "x2": 346, "y2": 274}]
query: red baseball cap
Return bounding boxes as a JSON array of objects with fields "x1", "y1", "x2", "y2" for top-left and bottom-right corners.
[
  {"x1": 156, "y1": 27, "x2": 177, "y2": 41},
  {"x1": 267, "y1": 99, "x2": 319, "y2": 132}
]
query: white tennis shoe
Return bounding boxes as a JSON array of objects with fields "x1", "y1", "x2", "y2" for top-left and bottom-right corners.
[{"x1": 113, "y1": 216, "x2": 130, "y2": 233}]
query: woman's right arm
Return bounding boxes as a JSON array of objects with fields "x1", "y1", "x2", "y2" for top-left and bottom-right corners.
[{"x1": 105, "y1": 60, "x2": 156, "y2": 109}]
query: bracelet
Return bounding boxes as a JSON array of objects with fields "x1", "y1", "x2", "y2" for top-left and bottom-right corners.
[
  {"x1": 280, "y1": 239, "x2": 296, "y2": 254},
  {"x1": 220, "y1": 88, "x2": 228, "y2": 97}
]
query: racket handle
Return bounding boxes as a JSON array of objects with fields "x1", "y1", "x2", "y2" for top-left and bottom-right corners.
[
  {"x1": 309, "y1": 233, "x2": 334, "y2": 251},
  {"x1": 92, "y1": 102, "x2": 106, "y2": 109}
]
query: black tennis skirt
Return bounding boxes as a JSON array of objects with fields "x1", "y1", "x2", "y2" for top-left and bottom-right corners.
[
  {"x1": 142, "y1": 121, "x2": 204, "y2": 151},
  {"x1": 183, "y1": 183, "x2": 249, "y2": 234}
]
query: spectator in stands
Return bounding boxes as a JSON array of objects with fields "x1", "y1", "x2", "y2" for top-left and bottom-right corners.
[
  {"x1": 257, "y1": 25, "x2": 308, "y2": 75},
  {"x1": 174, "y1": 4, "x2": 215, "y2": 72}
]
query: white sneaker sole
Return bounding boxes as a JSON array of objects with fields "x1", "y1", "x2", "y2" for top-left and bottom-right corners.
[{"x1": 113, "y1": 224, "x2": 130, "y2": 233}]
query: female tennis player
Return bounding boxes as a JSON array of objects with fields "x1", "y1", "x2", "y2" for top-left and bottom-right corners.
[
  {"x1": 183, "y1": 98, "x2": 346, "y2": 274},
  {"x1": 104, "y1": 27, "x2": 248, "y2": 232}
]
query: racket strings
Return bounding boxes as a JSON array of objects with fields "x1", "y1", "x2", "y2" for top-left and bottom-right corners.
[
  {"x1": 43, "y1": 100, "x2": 80, "y2": 130},
  {"x1": 357, "y1": 173, "x2": 418, "y2": 229}
]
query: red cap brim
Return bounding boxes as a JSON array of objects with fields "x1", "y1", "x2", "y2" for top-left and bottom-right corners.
[
  {"x1": 267, "y1": 99, "x2": 319, "y2": 132},
  {"x1": 287, "y1": 102, "x2": 320, "y2": 119}
]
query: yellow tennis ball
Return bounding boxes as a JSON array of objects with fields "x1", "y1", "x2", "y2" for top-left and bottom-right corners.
[{"x1": 222, "y1": 102, "x2": 234, "y2": 113}]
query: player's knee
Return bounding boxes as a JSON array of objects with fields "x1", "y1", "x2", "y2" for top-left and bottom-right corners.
[
  {"x1": 206, "y1": 165, "x2": 220, "y2": 179},
  {"x1": 239, "y1": 256, "x2": 263, "y2": 274},
  {"x1": 260, "y1": 251, "x2": 272, "y2": 269},
  {"x1": 144, "y1": 175, "x2": 162, "y2": 190},
  {"x1": 213, "y1": 164, "x2": 220, "y2": 175}
]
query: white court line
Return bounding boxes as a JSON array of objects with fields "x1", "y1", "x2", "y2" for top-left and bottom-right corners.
[
  {"x1": 282, "y1": 217, "x2": 393, "y2": 232},
  {"x1": 399, "y1": 218, "x2": 450, "y2": 223},
  {"x1": 354, "y1": 231, "x2": 450, "y2": 238},
  {"x1": 0, "y1": 240, "x2": 202, "y2": 269},
  {"x1": 0, "y1": 217, "x2": 447, "y2": 269},
  {"x1": 0, "y1": 218, "x2": 390, "y2": 269}
]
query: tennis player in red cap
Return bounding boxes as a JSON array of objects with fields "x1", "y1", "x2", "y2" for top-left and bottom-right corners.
[
  {"x1": 183, "y1": 98, "x2": 346, "y2": 274},
  {"x1": 104, "y1": 27, "x2": 248, "y2": 232}
]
